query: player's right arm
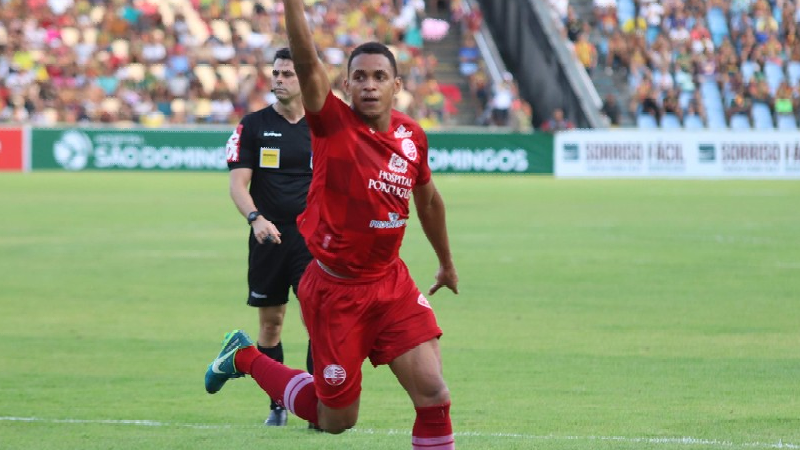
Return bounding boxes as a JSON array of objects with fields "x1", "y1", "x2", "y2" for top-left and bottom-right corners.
[
  {"x1": 282, "y1": 0, "x2": 330, "y2": 113},
  {"x1": 226, "y1": 121, "x2": 282, "y2": 244}
]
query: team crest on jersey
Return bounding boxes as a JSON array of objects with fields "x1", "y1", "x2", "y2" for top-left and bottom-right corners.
[
  {"x1": 401, "y1": 139, "x2": 417, "y2": 161},
  {"x1": 394, "y1": 125, "x2": 413, "y2": 139},
  {"x1": 323, "y1": 364, "x2": 346, "y2": 386},
  {"x1": 389, "y1": 154, "x2": 408, "y2": 173}
]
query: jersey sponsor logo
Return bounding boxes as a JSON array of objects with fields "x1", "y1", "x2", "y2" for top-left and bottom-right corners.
[
  {"x1": 379, "y1": 170, "x2": 412, "y2": 187},
  {"x1": 323, "y1": 364, "x2": 346, "y2": 386},
  {"x1": 417, "y1": 294, "x2": 431, "y2": 309},
  {"x1": 263, "y1": 131, "x2": 283, "y2": 137},
  {"x1": 401, "y1": 138, "x2": 418, "y2": 161},
  {"x1": 368, "y1": 178, "x2": 412, "y2": 199},
  {"x1": 389, "y1": 154, "x2": 408, "y2": 173},
  {"x1": 260, "y1": 147, "x2": 280, "y2": 168},
  {"x1": 394, "y1": 125, "x2": 413, "y2": 139},
  {"x1": 226, "y1": 125, "x2": 243, "y2": 163},
  {"x1": 369, "y1": 212, "x2": 407, "y2": 229}
]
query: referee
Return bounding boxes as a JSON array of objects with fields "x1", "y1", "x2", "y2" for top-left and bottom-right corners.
[{"x1": 225, "y1": 48, "x2": 313, "y2": 428}]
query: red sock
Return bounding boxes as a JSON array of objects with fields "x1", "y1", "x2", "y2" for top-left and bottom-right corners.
[
  {"x1": 235, "y1": 347, "x2": 319, "y2": 424},
  {"x1": 412, "y1": 403, "x2": 454, "y2": 449}
]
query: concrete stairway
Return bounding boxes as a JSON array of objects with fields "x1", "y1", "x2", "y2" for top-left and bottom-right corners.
[
  {"x1": 569, "y1": 0, "x2": 634, "y2": 126},
  {"x1": 422, "y1": 10, "x2": 482, "y2": 126}
]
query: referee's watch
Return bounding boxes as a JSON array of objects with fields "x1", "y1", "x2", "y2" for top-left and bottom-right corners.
[{"x1": 247, "y1": 211, "x2": 262, "y2": 225}]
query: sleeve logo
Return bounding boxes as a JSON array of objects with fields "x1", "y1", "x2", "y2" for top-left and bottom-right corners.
[
  {"x1": 225, "y1": 124, "x2": 243, "y2": 163},
  {"x1": 401, "y1": 138, "x2": 418, "y2": 161}
]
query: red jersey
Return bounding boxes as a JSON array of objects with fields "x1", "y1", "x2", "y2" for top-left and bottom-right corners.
[{"x1": 298, "y1": 91, "x2": 431, "y2": 278}]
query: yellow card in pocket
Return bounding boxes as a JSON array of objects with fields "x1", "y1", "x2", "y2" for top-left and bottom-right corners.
[{"x1": 260, "y1": 148, "x2": 280, "y2": 168}]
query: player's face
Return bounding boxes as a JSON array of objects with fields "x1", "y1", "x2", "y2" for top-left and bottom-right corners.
[
  {"x1": 272, "y1": 59, "x2": 301, "y2": 102},
  {"x1": 345, "y1": 53, "x2": 401, "y2": 120}
]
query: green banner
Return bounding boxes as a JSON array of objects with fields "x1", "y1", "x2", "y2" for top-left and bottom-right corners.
[
  {"x1": 31, "y1": 128, "x2": 229, "y2": 171},
  {"x1": 427, "y1": 132, "x2": 553, "y2": 174},
  {"x1": 30, "y1": 127, "x2": 554, "y2": 174}
]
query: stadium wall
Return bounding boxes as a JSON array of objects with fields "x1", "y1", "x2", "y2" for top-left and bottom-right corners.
[
  {"x1": 8, "y1": 126, "x2": 800, "y2": 179},
  {"x1": 555, "y1": 130, "x2": 800, "y2": 179},
  {"x1": 0, "y1": 127, "x2": 25, "y2": 172},
  {"x1": 17, "y1": 126, "x2": 554, "y2": 175}
]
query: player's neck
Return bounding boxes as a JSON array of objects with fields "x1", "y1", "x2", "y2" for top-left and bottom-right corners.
[
  {"x1": 274, "y1": 99, "x2": 305, "y2": 124},
  {"x1": 357, "y1": 111, "x2": 392, "y2": 133}
]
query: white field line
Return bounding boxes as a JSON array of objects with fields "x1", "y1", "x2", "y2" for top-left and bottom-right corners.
[{"x1": 1, "y1": 416, "x2": 798, "y2": 449}]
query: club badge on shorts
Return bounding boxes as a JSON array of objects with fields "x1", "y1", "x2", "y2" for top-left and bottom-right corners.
[
  {"x1": 323, "y1": 364, "x2": 346, "y2": 386},
  {"x1": 260, "y1": 147, "x2": 280, "y2": 168}
]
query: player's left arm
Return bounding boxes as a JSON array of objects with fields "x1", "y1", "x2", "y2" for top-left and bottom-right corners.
[{"x1": 413, "y1": 180, "x2": 459, "y2": 296}]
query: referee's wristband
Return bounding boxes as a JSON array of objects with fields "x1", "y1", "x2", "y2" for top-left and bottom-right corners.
[{"x1": 246, "y1": 211, "x2": 262, "y2": 225}]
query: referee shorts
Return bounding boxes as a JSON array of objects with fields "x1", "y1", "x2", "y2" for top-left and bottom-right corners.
[{"x1": 247, "y1": 223, "x2": 312, "y2": 307}]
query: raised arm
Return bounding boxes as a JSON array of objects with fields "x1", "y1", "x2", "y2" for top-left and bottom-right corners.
[{"x1": 282, "y1": 0, "x2": 330, "y2": 112}]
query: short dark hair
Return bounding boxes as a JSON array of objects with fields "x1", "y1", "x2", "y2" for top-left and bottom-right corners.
[
  {"x1": 347, "y1": 42, "x2": 398, "y2": 77},
  {"x1": 274, "y1": 47, "x2": 292, "y2": 62}
]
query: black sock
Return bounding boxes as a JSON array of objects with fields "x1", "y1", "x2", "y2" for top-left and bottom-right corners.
[
  {"x1": 306, "y1": 339, "x2": 314, "y2": 375},
  {"x1": 258, "y1": 342, "x2": 283, "y2": 410},
  {"x1": 257, "y1": 342, "x2": 284, "y2": 363}
]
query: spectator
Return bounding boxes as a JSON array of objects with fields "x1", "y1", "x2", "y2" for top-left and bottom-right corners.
[
  {"x1": 0, "y1": 0, "x2": 505, "y2": 128},
  {"x1": 773, "y1": 82, "x2": 797, "y2": 117},
  {"x1": 662, "y1": 88, "x2": 683, "y2": 122},
  {"x1": 574, "y1": 31, "x2": 598, "y2": 75},
  {"x1": 209, "y1": 90, "x2": 235, "y2": 124},
  {"x1": 565, "y1": 6, "x2": 585, "y2": 42},
  {"x1": 595, "y1": 0, "x2": 618, "y2": 34},
  {"x1": 540, "y1": 107, "x2": 576, "y2": 132},
  {"x1": 601, "y1": 93, "x2": 621, "y2": 126},
  {"x1": 683, "y1": 102, "x2": 705, "y2": 127},
  {"x1": 510, "y1": 98, "x2": 533, "y2": 133},
  {"x1": 458, "y1": 35, "x2": 479, "y2": 77},
  {"x1": 489, "y1": 74, "x2": 514, "y2": 126},
  {"x1": 421, "y1": 76, "x2": 446, "y2": 123},
  {"x1": 726, "y1": 92, "x2": 752, "y2": 124},
  {"x1": 604, "y1": 30, "x2": 629, "y2": 73}
]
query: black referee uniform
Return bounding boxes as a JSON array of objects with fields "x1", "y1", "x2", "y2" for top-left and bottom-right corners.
[{"x1": 228, "y1": 105, "x2": 312, "y2": 307}]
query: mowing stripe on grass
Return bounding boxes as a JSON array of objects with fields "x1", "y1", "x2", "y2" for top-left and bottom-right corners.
[{"x1": 1, "y1": 416, "x2": 797, "y2": 449}]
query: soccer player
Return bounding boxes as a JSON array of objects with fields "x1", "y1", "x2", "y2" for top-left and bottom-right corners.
[
  {"x1": 224, "y1": 48, "x2": 315, "y2": 428},
  {"x1": 206, "y1": 0, "x2": 459, "y2": 448}
]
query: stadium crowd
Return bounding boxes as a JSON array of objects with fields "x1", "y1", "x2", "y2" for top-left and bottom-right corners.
[
  {"x1": 0, "y1": 0, "x2": 529, "y2": 130},
  {"x1": 569, "y1": 0, "x2": 800, "y2": 129}
]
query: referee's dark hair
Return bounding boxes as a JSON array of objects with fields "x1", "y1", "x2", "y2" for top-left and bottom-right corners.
[{"x1": 274, "y1": 47, "x2": 292, "y2": 62}]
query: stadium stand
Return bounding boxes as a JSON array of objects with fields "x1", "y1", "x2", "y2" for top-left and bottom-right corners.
[
  {"x1": 0, "y1": 0, "x2": 527, "y2": 130},
  {"x1": 566, "y1": 0, "x2": 800, "y2": 129}
]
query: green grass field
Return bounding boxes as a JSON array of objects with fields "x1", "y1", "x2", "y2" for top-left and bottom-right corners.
[{"x1": 0, "y1": 173, "x2": 798, "y2": 450}]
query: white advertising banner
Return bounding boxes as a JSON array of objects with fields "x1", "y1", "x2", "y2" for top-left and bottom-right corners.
[{"x1": 554, "y1": 130, "x2": 800, "y2": 178}]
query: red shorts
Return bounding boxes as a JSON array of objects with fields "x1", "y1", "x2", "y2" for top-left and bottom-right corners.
[{"x1": 297, "y1": 258, "x2": 443, "y2": 408}]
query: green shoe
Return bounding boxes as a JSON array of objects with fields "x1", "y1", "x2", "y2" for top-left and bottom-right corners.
[{"x1": 204, "y1": 330, "x2": 254, "y2": 394}]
